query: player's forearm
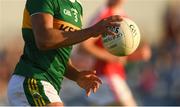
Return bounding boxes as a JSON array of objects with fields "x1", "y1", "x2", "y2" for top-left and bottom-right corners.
[
  {"x1": 31, "y1": 14, "x2": 122, "y2": 51},
  {"x1": 35, "y1": 27, "x2": 98, "y2": 50},
  {"x1": 127, "y1": 44, "x2": 151, "y2": 61},
  {"x1": 87, "y1": 47, "x2": 115, "y2": 61},
  {"x1": 64, "y1": 60, "x2": 80, "y2": 82},
  {"x1": 83, "y1": 42, "x2": 118, "y2": 62}
]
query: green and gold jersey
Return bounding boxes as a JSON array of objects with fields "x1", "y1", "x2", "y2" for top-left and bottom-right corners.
[{"x1": 14, "y1": 0, "x2": 83, "y2": 92}]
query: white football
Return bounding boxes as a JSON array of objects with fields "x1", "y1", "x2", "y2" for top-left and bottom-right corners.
[{"x1": 102, "y1": 17, "x2": 141, "y2": 56}]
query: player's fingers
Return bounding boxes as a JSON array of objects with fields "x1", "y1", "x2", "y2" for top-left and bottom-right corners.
[
  {"x1": 88, "y1": 84, "x2": 96, "y2": 93},
  {"x1": 92, "y1": 82, "x2": 100, "y2": 93},
  {"x1": 95, "y1": 81, "x2": 100, "y2": 89},
  {"x1": 85, "y1": 81, "x2": 100, "y2": 94},
  {"x1": 105, "y1": 30, "x2": 117, "y2": 36},
  {"x1": 97, "y1": 84, "x2": 100, "y2": 90},
  {"x1": 94, "y1": 70, "x2": 96, "y2": 74},
  {"x1": 107, "y1": 22, "x2": 121, "y2": 27},
  {"x1": 92, "y1": 81, "x2": 99, "y2": 87},
  {"x1": 90, "y1": 75, "x2": 102, "y2": 84},
  {"x1": 86, "y1": 88, "x2": 91, "y2": 97},
  {"x1": 93, "y1": 87, "x2": 97, "y2": 93},
  {"x1": 85, "y1": 81, "x2": 97, "y2": 93}
]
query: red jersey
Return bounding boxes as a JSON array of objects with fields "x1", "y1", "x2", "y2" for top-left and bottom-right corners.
[{"x1": 93, "y1": 7, "x2": 127, "y2": 80}]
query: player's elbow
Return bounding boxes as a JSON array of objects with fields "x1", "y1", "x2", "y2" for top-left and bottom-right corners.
[
  {"x1": 34, "y1": 33, "x2": 55, "y2": 51},
  {"x1": 35, "y1": 40, "x2": 52, "y2": 51},
  {"x1": 36, "y1": 42, "x2": 49, "y2": 51},
  {"x1": 34, "y1": 30, "x2": 67, "y2": 50},
  {"x1": 35, "y1": 39, "x2": 65, "y2": 51},
  {"x1": 36, "y1": 42, "x2": 65, "y2": 51}
]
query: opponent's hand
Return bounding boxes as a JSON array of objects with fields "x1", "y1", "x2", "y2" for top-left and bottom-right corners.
[
  {"x1": 90, "y1": 15, "x2": 123, "y2": 37},
  {"x1": 76, "y1": 71, "x2": 102, "y2": 96}
]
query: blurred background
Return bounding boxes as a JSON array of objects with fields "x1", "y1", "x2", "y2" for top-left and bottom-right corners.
[{"x1": 0, "y1": 0, "x2": 180, "y2": 106}]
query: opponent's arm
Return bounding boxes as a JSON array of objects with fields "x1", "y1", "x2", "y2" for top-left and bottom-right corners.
[
  {"x1": 82, "y1": 37, "x2": 118, "y2": 62},
  {"x1": 127, "y1": 42, "x2": 151, "y2": 61},
  {"x1": 65, "y1": 60, "x2": 102, "y2": 96},
  {"x1": 31, "y1": 13, "x2": 122, "y2": 51},
  {"x1": 82, "y1": 37, "x2": 127, "y2": 64}
]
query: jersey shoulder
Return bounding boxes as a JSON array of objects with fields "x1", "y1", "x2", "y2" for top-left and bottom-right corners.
[
  {"x1": 26, "y1": 0, "x2": 55, "y2": 16},
  {"x1": 76, "y1": 0, "x2": 83, "y2": 15}
]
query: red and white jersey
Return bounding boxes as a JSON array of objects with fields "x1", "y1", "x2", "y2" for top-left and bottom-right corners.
[{"x1": 91, "y1": 6, "x2": 127, "y2": 80}]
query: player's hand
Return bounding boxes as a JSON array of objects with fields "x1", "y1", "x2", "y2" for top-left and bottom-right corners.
[
  {"x1": 90, "y1": 15, "x2": 123, "y2": 37},
  {"x1": 76, "y1": 71, "x2": 102, "y2": 96}
]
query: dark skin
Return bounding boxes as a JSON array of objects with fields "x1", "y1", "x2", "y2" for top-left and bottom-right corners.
[
  {"x1": 31, "y1": 13, "x2": 122, "y2": 106},
  {"x1": 31, "y1": 13, "x2": 122, "y2": 50},
  {"x1": 65, "y1": 60, "x2": 102, "y2": 96}
]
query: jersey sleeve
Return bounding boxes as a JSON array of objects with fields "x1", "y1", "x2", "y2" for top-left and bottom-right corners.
[
  {"x1": 76, "y1": 0, "x2": 83, "y2": 16},
  {"x1": 26, "y1": 0, "x2": 54, "y2": 16}
]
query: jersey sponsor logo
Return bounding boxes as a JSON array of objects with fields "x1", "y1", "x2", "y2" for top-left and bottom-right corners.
[
  {"x1": 59, "y1": 24, "x2": 77, "y2": 32},
  {"x1": 63, "y1": 8, "x2": 79, "y2": 23},
  {"x1": 53, "y1": 19, "x2": 80, "y2": 32},
  {"x1": 63, "y1": 9, "x2": 72, "y2": 17},
  {"x1": 71, "y1": 8, "x2": 79, "y2": 22}
]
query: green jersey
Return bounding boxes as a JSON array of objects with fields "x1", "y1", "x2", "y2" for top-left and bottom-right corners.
[{"x1": 14, "y1": 0, "x2": 83, "y2": 92}]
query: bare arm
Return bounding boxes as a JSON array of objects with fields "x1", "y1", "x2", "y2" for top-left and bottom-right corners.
[
  {"x1": 31, "y1": 13, "x2": 122, "y2": 50},
  {"x1": 82, "y1": 37, "x2": 127, "y2": 63},
  {"x1": 64, "y1": 59, "x2": 80, "y2": 81},
  {"x1": 64, "y1": 60, "x2": 102, "y2": 96},
  {"x1": 127, "y1": 42, "x2": 151, "y2": 61},
  {"x1": 82, "y1": 37, "x2": 150, "y2": 63}
]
